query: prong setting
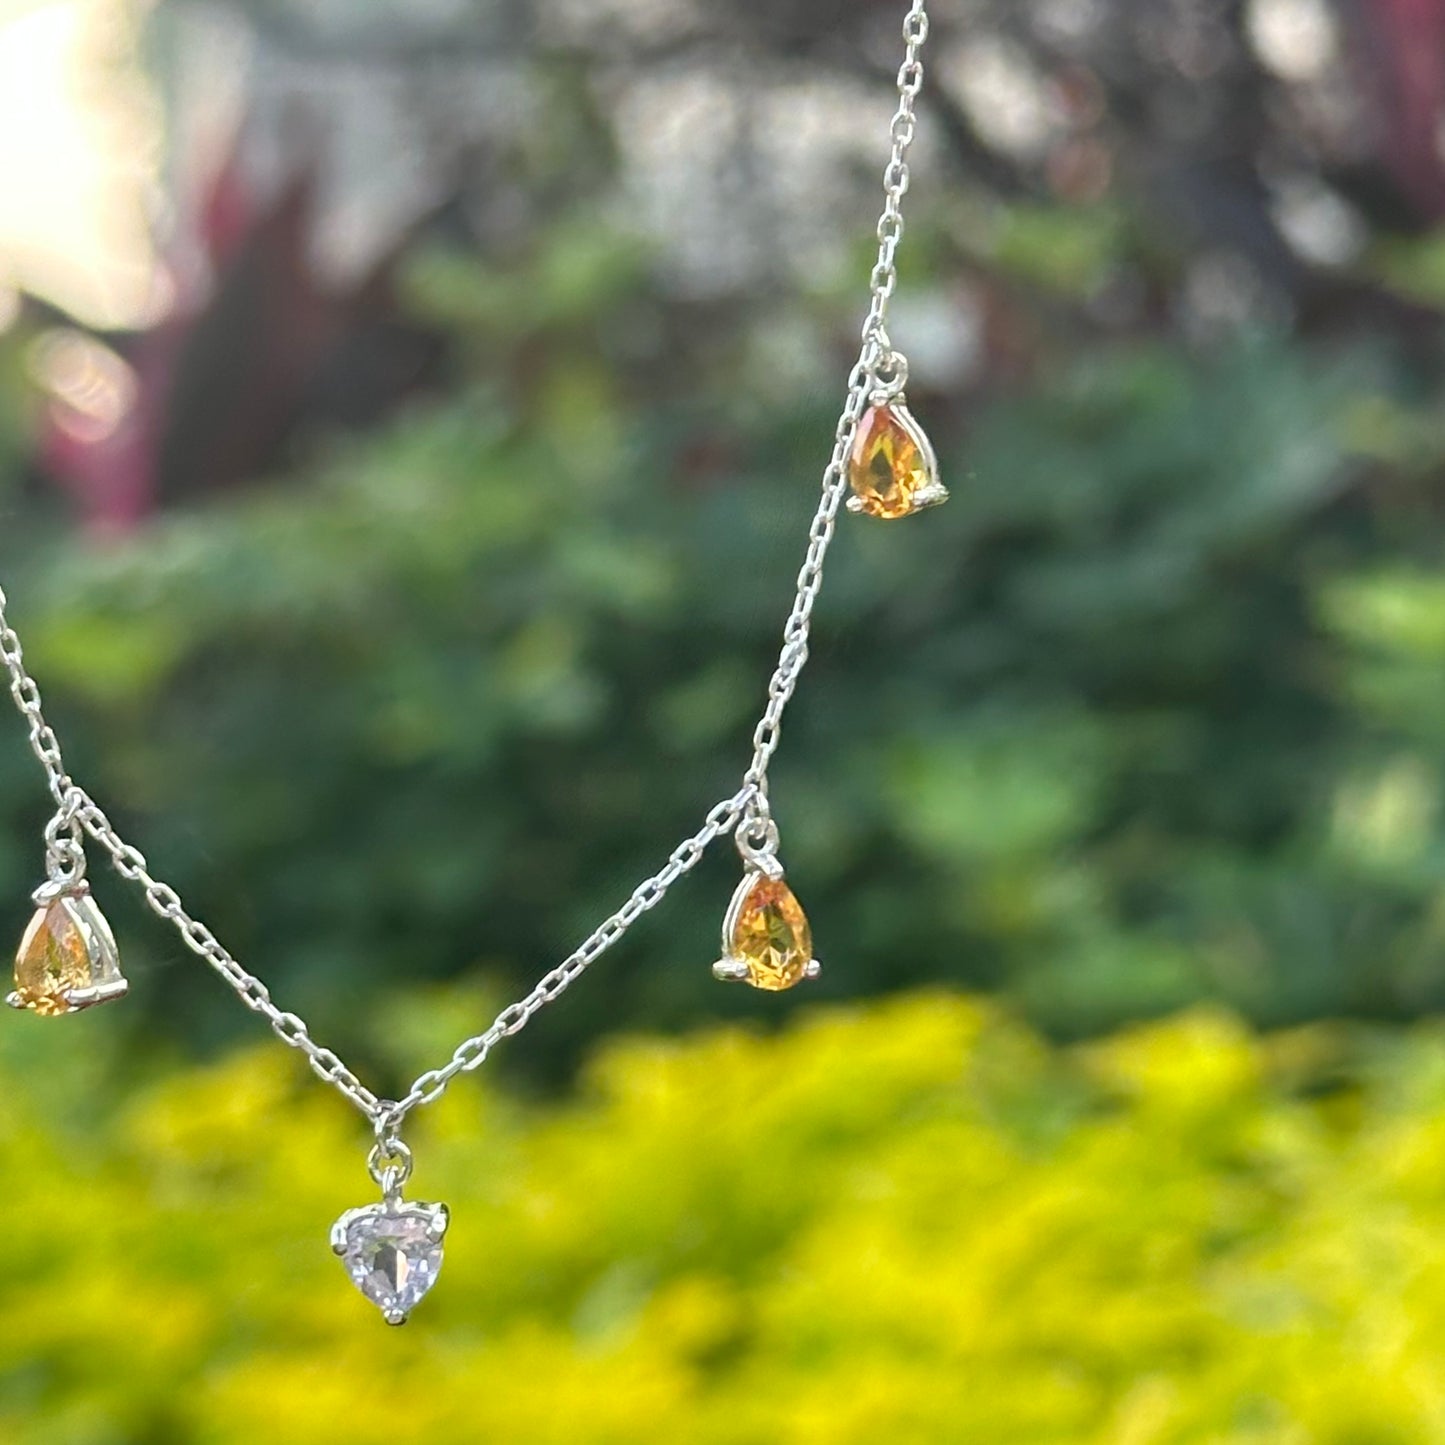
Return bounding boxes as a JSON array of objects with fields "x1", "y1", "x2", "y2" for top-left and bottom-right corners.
[
  {"x1": 846, "y1": 392, "x2": 947, "y2": 519},
  {"x1": 333, "y1": 1198, "x2": 450, "y2": 1325},
  {"x1": 10, "y1": 887, "x2": 127, "y2": 1016},
  {"x1": 60, "y1": 978, "x2": 130, "y2": 1010},
  {"x1": 711, "y1": 857, "x2": 818, "y2": 991}
]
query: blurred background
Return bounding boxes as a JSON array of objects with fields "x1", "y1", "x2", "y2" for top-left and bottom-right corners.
[{"x1": 7, "y1": 0, "x2": 1445, "y2": 1438}]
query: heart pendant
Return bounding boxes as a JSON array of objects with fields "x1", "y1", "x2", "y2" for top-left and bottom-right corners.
[{"x1": 331, "y1": 1199, "x2": 450, "y2": 1324}]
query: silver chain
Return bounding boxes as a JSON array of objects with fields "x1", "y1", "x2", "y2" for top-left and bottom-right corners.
[
  {"x1": 373, "y1": 785, "x2": 751, "y2": 1134},
  {"x1": 0, "y1": 596, "x2": 70, "y2": 811},
  {"x1": 0, "y1": 1, "x2": 930, "y2": 1135},
  {"x1": 744, "y1": 0, "x2": 929, "y2": 805}
]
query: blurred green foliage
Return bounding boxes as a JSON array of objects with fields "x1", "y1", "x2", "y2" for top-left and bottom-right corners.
[
  {"x1": 1, "y1": 157, "x2": 1445, "y2": 1092},
  {"x1": 9, "y1": 991, "x2": 1445, "y2": 1443},
  {"x1": 7, "y1": 274, "x2": 1445, "y2": 1085}
]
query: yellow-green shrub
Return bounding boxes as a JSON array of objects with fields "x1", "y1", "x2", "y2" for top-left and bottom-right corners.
[{"x1": 5, "y1": 994, "x2": 1445, "y2": 1443}]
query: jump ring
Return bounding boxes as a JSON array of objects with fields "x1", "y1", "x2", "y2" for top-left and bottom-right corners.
[
  {"x1": 367, "y1": 1138, "x2": 414, "y2": 1194},
  {"x1": 870, "y1": 350, "x2": 910, "y2": 399},
  {"x1": 736, "y1": 814, "x2": 781, "y2": 868}
]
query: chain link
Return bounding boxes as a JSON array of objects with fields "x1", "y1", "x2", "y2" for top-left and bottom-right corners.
[
  {"x1": 0, "y1": 581, "x2": 71, "y2": 810},
  {"x1": 0, "y1": 1, "x2": 930, "y2": 1133},
  {"x1": 744, "y1": 0, "x2": 931, "y2": 796},
  {"x1": 380, "y1": 786, "x2": 752, "y2": 1127},
  {"x1": 72, "y1": 786, "x2": 387, "y2": 1118}
]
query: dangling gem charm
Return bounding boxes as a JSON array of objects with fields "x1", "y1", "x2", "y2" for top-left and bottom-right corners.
[
  {"x1": 333, "y1": 1129, "x2": 449, "y2": 1325},
  {"x1": 9, "y1": 796, "x2": 125, "y2": 1016},
  {"x1": 712, "y1": 808, "x2": 820, "y2": 991},
  {"x1": 846, "y1": 349, "x2": 947, "y2": 519}
]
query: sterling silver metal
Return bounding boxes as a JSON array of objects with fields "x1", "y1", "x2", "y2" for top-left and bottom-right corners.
[
  {"x1": 0, "y1": 0, "x2": 933, "y2": 1284},
  {"x1": 743, "y1": 0, "x2": 932, "y2": 800}
]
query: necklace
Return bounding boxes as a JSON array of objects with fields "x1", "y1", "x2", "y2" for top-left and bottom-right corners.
[{"x1": 0, "y1": 1, "x2": 942, "y2": 1326}]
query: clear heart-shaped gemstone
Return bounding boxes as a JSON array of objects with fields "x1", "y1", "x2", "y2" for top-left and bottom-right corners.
[{"x1": 331, "y1": 1200, "x2": 449, "y2": 1324}]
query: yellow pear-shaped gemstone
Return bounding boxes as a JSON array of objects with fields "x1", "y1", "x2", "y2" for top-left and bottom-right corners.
[
  {"x1": 10, "y1": 891, "x2": 124, "y2": 1016},
  {"x1": 847, "y1": 401, "x2": 945, "y2": 519},
  {"x1": 13, "y1": 898, "x2": 94, "y2": 1016},
  {"x1": 730, "y1": 876, "x2": 813, "y2": 991}
]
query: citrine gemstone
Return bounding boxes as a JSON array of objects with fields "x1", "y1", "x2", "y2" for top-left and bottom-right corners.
[
  {"x1": 847, "y1": 401, "x2": 941, "y2": 519},
  {"x1": 730, "y1": 876, "x2": 813, "y2": 991},
  {"x1": 14, "y1": 898, "x2": 94, "y2": 1016},
  {"x1": 10, "y1": 891, "x2": 123, "y2": 1016}
]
